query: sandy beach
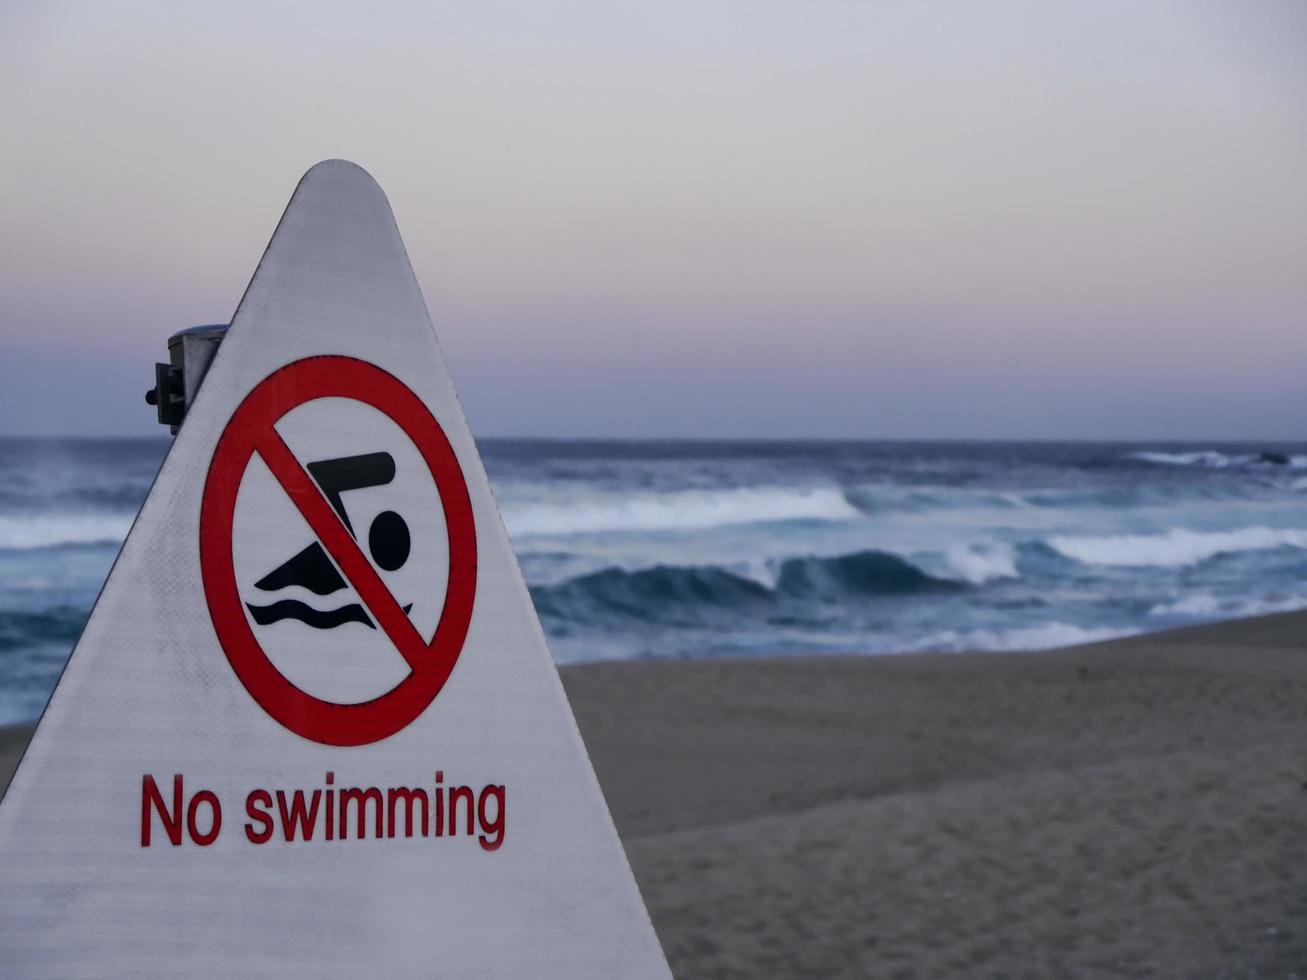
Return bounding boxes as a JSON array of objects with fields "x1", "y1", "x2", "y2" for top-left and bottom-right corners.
[
  {"x1": 5, "y1": 612, "x2": 1307, "y2": 977},
  {"x1": 576, "y1": 612, "x2": 1307, "y2": 978}
]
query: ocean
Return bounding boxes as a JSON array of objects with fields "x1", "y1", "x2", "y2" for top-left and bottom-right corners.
[{"x1": 1, "y1": 437, "x2": 1305, "y2": 725}]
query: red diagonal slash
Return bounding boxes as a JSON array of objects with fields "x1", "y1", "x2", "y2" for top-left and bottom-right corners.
[{"x1": 254, "y1": 427, "x2": 426, "y2": 668}]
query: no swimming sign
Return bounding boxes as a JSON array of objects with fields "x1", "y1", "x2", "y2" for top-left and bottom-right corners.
[
  {"x1": 200, "y1": 355, "x2": 477, "y2": 746},
  {"x1": 0, "y1": 161, "x2": 670, "y2": 978}
]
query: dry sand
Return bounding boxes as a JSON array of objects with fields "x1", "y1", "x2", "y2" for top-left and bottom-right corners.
[
  {"x1": 563, "y1": 612, "x2": 1307, "y2": 978},
  {"x1": 4, "y1": 612, "x2": 1307, "y2": 977}
]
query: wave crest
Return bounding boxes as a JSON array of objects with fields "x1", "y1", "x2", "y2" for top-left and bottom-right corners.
[
  {"x1": 532, "y1": 564, "x2": 772, "y2": 622},
  {"x1": 1126, "y1": 450, "x2": 1307, "y2": 469},
  {"x1": 1047, "y1": 526, "x2": 1307, "y2": 568},
  {"x1": 0, "y1": 515, "x2": 132, "y2": 551},
  {"x1": 776, "y1": 551, "x2": 962, "y2": 598},
  {"x1": 532, "y1": 549, "x2": 967, "y2": 622},
  {"x1": 940, "y1": 544, "x2": 1019, "y2": 585},
  {"x1": 1148, "y1": 592, "x2": 1307, "y2": 619},
  {"x1": 504, "y1": 487, "x2": 860, "y2": 536}
]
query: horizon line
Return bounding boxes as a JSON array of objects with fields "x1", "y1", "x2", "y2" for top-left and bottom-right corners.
[{"x1": 0, "y1": 433, "x2": 1302, "y2": 446}]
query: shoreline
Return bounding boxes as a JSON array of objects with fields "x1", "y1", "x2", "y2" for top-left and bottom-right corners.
[
  {"x1": 2, "y1": 609, "x2": 1303, "y2": 796},
  {"x1": 3, "y1": 610, "x2": 1306, "y2": 974},
  {"x1": 0, "y1": 610, "x2": 1268, "y2": 759}
]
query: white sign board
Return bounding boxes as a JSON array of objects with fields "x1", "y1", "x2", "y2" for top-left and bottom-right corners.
[{"x1": 0, "y1": 160, "x2": 670, "y2": 978}]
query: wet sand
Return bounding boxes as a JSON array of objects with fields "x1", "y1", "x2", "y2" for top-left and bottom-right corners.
[{"x1": 4, "y1": 612, "x2": 1307, "y2": 976}]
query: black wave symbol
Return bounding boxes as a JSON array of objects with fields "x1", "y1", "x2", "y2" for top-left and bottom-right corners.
[
  {"x1": 247, "y1": 599, "x2": 373, "y2": 629},
  {"x1": 245, "y1": 600, "x2": 414, "y2": 630}
]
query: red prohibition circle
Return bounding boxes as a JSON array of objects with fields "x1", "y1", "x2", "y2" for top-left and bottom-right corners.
[{"x1": 200, "y1": 356, "x2": 477, "y2": 746}]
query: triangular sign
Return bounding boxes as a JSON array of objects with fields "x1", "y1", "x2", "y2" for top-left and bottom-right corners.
[{"x1": 0, "y1": 160, "x2": 670, "y2": 978}]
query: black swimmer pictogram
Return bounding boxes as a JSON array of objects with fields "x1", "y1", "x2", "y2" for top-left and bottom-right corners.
[{"x1": 245, "y1": 451, "x2": 412, "y2": 629}]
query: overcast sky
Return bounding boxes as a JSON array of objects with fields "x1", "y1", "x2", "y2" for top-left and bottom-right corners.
[{"x1": 1, "y1": 0, "x2": 1304, "y2": 438}]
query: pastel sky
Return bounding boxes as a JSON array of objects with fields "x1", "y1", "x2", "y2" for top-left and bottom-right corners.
[{"x1": 1, "y1": 0, "x2": 1304, "y2": 438}]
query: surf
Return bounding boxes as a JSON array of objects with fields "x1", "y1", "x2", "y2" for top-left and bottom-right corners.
[
  {"x1": 503, "y1": 486, "x2": 861, "y2": 536},
  {"x1": 0, "y1": 515, "x2": 133, "y2": 551},
  {"x1": 1046, "y1": 526, "x2": 1307, "y2": 568},
  {"x1": 5, "y1": 437, "x2": 1307, "y2": 714}
]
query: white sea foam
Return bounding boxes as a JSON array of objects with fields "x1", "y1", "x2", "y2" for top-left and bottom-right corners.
[
  {"x1": 1128, "y1": 450, "x2": 1239, "y2": 468},
  {"x1": 0, "y1": 514, "x2": 133, "y2": 550},
  {"x1": 940, "y1": 543, "x2": 1019, "y2": 585},
  {"x1": 843, "y1": 484, "x2": 1031, "y2": 514},
  {"x1": 503, "y1": 487, "x2": 861, "y2": 537},
  {"x1": 1127, "y1": 450, "x2": 1307, "y2": 469},
  {"x1": 1148, "y1": 592, "x2": 1307, "y2": 619},
  {"x1": 1047, "y1": 526, "x2": 1307, "y2": 568},
  {"x1": 731, "y1": 557, "x2": 782, "y2": 590},
  {"x1": 912, "y1": 622, "x2": 1136, "y2": 653}
]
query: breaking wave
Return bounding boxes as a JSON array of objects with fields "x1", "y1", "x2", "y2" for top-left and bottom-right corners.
[
  {"x1": 7, "y1": 436, "x2": 1307, "y2": 710},
  {"x1": 827, "y1": 481, "x2": 1261, "y2": 517},
  {"x1": 1047, "y1": 526, "x2": 1307, "y2": 568},
  {"x1": 775, "y1": 551, "x2": 964, "y2": 598},
  {"x1": 841, "y1": 486, "x2": 1029, "y2": 514},
  {"x1": 531, "y1": 549, "x2": 968, "y2": 622},
  {"x1": 1147, "y1": 592, "x2": 1307, "y2": 619},
  {"x1": 503, "y1": 486, "x2": 860, "y2": 536},
  {"x1": 939, "y1": 544, "x2": 1019, "y2": 585},
  {"x1": 1126, "y1": 450, "x2": 1307, "y2": 469},
  {"x1": 0, "y1": 514, "x2": 133, "y2": 551}
]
